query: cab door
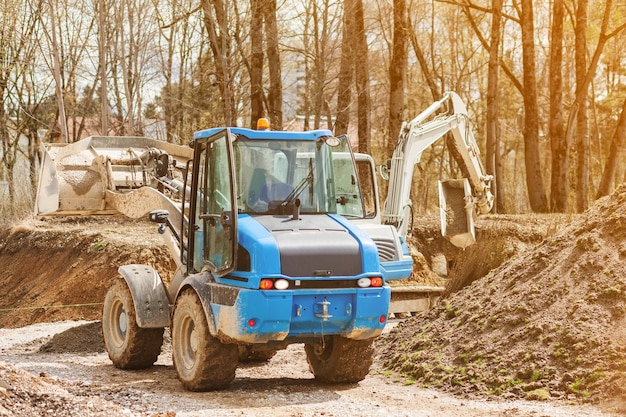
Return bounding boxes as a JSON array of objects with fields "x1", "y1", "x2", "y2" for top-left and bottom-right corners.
[{"x1": 188, "y1": 129, "x2": 238, "y2": 276}]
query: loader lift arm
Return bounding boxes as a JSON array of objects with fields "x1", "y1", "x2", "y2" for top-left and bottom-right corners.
[
  {"x1": 35, "y1": 135, "x2": 194, "y2": 266},
  {"x1": 381, "y1": 92, "x2": 494, "y2": 248}
]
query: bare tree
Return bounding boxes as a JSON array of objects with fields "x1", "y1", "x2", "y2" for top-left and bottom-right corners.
[
  {"x1": 295, "y1": 0, "x2": 342, "y2": 130},
  {"x1": 153, "y1": 1, "x2": 207, "y2": 143},
  {"x1": 486, "y1": 0, "x2": 504, "y2": 213},
  {"x1": 200, "y1": 0, "x2": 236, "y2": 126},
  {"x1": 519, "y1": 0, "x2": 548, "y2": 212},
  {"x1": 354, "y1": 0, "x2": 370, "y2": 154},
  {"x1": 98, "y1": 0, "x2": 109, "y2": 136},
  {"x1": 565, "y1": 0, "x2": 626, "y2": 211},
  {"x1": 264, "y1": 0, "x2": 282, "y2": 129},
  {"x1": 574, "y1": 0, "x2": 590, "y2": 212},
  {"x1": 334, "y1": 0, "x2": 355, "y2": 136},
  {"x1": 335, "y1": 0, "x2": 371, "y2": 151},
  {"x1": 388, "y1": 0, "x2": 408, "y2": 155},
  {"x1": 248, "y1": 0, "x2": 283, "y2": 129},
  {"x1": 0, "y1": 0, "x2": 44, "y2": 207},
  {"x1": 250, "y1": 0, "x2": 264, "y2": 127},
  {"x1": 596, "y1": 95, "x2": 626, "y2": 198},
  {"x1": 47, "y1": 0, "x2": 69, "y2": 143},
  {"x1": 408, "y1": 14, "x2": 439, "y2": 101},
  {"x1": 549, "y1": 0, "x2": 567, "y2": 212}
]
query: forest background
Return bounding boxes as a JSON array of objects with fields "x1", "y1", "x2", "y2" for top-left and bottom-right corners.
[{"x1": 1, "y1": 0, "x2": 625, "y2": 220}]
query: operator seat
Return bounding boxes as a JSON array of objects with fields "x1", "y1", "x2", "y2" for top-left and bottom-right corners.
[
  {"x1": 248, "y1": 168, "x2": 267, "y2": 210},
  {"x1": 261, "y1": 181, "x2": 293, "y2": 203}
]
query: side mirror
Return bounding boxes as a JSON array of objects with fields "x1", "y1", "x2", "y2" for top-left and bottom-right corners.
[{"x1": 149, "y1": 209, "x2": 169, "y2": 224}]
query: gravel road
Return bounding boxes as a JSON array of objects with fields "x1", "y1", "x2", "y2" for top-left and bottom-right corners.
[{"x1": 0, "y1": 320, "x2": 617, "y2": 417}]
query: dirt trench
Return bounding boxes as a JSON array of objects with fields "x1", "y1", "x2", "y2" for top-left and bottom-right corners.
[{"x1": 0, "y1": 216, "x2": 176, "y2": 328}]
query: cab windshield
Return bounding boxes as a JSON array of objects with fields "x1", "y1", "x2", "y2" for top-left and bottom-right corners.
[{"x1": 234, "y1": 135, "x2": 365, "y2": 217}]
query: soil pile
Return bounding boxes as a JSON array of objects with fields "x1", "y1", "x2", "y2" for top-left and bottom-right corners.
[
  {"x1": 0, "y1": 362, "x2": 131, "y2": 417},
  {"x1": 0, "y1": 216, "x2": 176, "y2": 328},
  {"x1": 378, "y1": 184, "x2": 626, "y2": 410},
  {"x1": 38, "y1": 321, "x2": 104, "y2": 354}
]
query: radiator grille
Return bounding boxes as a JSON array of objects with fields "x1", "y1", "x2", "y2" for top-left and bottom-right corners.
[{"x1": 373, "y1": 237, "x2": 396, "y2": 262}]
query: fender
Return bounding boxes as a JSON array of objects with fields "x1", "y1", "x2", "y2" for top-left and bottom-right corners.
[
  {"x1": 175, "y1": 272, "x2": 218, "y2": 336},
  {"x1": 118, "y1": 264, "x2": 170, "y2": 328}
]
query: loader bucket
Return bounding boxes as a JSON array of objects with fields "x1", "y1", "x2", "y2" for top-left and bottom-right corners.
[
  {"x1": 35, "y1": 136, "x2": 193, "y2": 216},
  {"x1": 438, "y1": 178, "x2": 476, "y2": 248}
]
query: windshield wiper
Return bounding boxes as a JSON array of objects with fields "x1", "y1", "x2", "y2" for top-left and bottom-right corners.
[{"x1": 280, "y1": 158, "x2": 313, "y2": 208}]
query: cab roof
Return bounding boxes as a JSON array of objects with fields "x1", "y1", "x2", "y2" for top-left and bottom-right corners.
[{"x1": 194, "y1": 127, "x2": 333, "y2": 141}]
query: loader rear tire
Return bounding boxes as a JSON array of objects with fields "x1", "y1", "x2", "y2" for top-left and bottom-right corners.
[
  {"x1": 305, "y1": 336, "x2": 374, "y2": 383},
  {"x1": 172, "y1": 289, "x2": 238, "y2": 391},
  {"x1": 102, "y1": 279, "x2": 164, "y2": 369}
]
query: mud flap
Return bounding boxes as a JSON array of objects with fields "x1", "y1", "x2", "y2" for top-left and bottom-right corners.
[
  {"x1": 438, "y1": 178, "x2": 476, "y2": 248},
  {"x1": 118, "y1": 264, "x2": 170, "y2": 328}
]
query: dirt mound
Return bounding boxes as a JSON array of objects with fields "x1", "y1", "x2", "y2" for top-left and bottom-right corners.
[
  {"x1": 0, "y1": 216, "x2": 176, "y2": 329},
  {"x1": 378, "y1": 184, "x2": 626, "y2": 409},
  {"x1": 38, "y1": 322, "x2": 104, "y2": 354}
]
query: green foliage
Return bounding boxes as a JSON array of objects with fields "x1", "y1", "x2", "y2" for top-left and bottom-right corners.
[{"x1": 525, "y1": 389, "x2": 550, "y2": 401}]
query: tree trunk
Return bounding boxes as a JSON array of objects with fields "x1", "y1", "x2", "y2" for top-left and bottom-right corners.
[
  {"x1": 250, "y1": 0, "x2": 263, "y2": 128},
  {"x1": 520, "y1": 0, "x2": 548, "y2": 212},
  {"x1": 596, "y1": 95, "x2": 626, "y2": 198},
  {"x1": 334, "y1": 0, "x2": 355, "y2": 137},
  {"x1": 574, "y1": 0, "x2": 589, "y2": 212},
  {"x1": 264, "y1": 0, "x2": 282, "y2": 130},
  {"x1": 354, "y1": 0, "x2": 370, "y2": 154},
  {"x1": 388, "y1": 0, "x2": 408, "y2": 155},
  {"x1": 49, "y1": 0, "x2": 69, "y2": 143},
  {"x1": 486, "y1": 0, "x2": 503, "y2": 213},
  {"x1": 549, "y1": 0, "x2": 568, "y2": 212},
  {"x1": 98, "y1": 0, "x2": 109, "y2": 136},
  {"x1": 201, "y1": 0, "x2": 234, "y2": 126},
  {"x1": 408, "y1": 16, "x2": 438, "y2": 101}
]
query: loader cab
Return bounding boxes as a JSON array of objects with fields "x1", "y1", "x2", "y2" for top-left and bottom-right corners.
[
  {"x1": 186, "y1": 127, "x2": 370, "y2": 277},
  {"x1": 230, "y1": 130, "x2": 367, "y2": 218}
]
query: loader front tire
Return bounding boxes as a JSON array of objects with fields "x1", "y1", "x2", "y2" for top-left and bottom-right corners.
[
  {"x1": 305, "y1": 336, "x2": 374, "y2": 383},
  {"x1": 172, "y1": 289, "x2": 238, "y2": 391},
  {"x1": 102, "y1": 279, "x2": 164, "y2": 369}
]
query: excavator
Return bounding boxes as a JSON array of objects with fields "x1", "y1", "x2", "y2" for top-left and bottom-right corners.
[
  {"x1": 379, "y1": 91, "x2": 493, "y2": 247},
  {"x1": 34, "y1": 91, "x2": 492, "y2": 391}
]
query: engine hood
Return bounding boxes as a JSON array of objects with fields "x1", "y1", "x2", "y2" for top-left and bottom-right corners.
[{"x1": 252, "y1": 214, "x2": 363, "y2": 277}]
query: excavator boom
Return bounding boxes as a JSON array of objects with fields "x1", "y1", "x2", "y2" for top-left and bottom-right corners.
[{"x1": 382, "y1": 92, "x2": 493, "y2": 248}]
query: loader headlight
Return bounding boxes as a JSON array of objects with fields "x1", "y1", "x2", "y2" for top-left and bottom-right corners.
[
  {"x1": 357, "y1": 278, "x2": 371, "y2": 288},
  {"x1": 357, "y1": 277, "x2": 384, "y2": 288},
  {"x1": 274, "y1": 279, "x2": 289, "y2": 290},
  {"x1": 259, "y1": 278, "x2": 289, "y2": 290}
]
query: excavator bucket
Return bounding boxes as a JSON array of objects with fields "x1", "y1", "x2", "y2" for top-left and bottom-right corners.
[
  {"x1": 438, "y1": 178, "x2": 476, "y2": 249},
  {"x1": 35, "y1": 136, "x2": 193, "y2": 216}
]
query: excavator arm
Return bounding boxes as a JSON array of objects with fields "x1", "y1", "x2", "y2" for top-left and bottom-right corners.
[{"x1": 381, "y1": 92, "x2": 494, "y2": 248}]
